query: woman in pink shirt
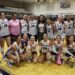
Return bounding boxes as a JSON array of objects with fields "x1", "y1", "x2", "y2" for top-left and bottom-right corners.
[{"x1": 8, "y1": 14, "x2": 21, "y2": 44}]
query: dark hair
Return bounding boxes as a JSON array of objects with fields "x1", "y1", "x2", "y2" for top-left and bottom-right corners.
[
  {"x1": 56, "y1": 35, "x2": 61, "y2": 39},
  {"x1": 17, "y1": 35, "x2": 21, "y2": 39},
  {"x1": 0, "y1": 12, "x2": 5, "y2": 16},
  {"x1": 38, "y1": 15, "x2": 46, "y2": 24},
  {"x1": 12, "y1": 13, "x2": 17, "y2": 17},
  {"x1": 0, "y1": 12, "x2": 1, "y2": 16},
  {"x1": 46, "y1": 18, "x2": 52, "y2": 23},
  {"x1": 66, "y1": 35, "x2": 74, "y2": 46}
]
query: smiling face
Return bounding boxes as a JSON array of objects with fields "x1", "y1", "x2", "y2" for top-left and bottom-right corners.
[
  {"x1": 12, "y1": 14, "x2": 17, "y2": 20},
  {"x1": 23, "y1": 15, "x2": 27, "y2": 20},
  {"x1": 69, "y1": 36, "x2": 74, "y2": 44},
  {"x1": 23, "y1": 34, "x2": 28, "y2": 41},
  {"x1": 46, "y1": 18, "x2": 52, "y2": 25},
  {"x1": 30, "y1": 36, "x2": 35, "y2": 44},
  {"x1": 1, "y1": 12, "x2": 5, "y2": 19},
  {"x1": 39, "y1": 15, "x2": 45, "y2": 22},
  {"x1": 17, "y1": 36, "x2": 21, "y2": 43},
  {"x1": 43, "y1": 34, "x2": 48, "y2": 41},
  {"x1": 56, "y1": 35, "x2": 61, "y2": 43},
  {"x1": 58, "y1": 16, "x2": 64, "y2": 23}
]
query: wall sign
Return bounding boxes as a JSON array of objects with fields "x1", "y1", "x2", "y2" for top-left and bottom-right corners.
[{"x1": 60, "y1": 0, "x2": 70, "y2": 8}]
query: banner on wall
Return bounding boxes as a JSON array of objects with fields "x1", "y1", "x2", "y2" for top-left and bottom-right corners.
[{"x1": 60, "y1": 0, "x2": 70, "y2": 8}]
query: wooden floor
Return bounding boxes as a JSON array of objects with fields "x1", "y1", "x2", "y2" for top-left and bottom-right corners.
[{"x1": 0, "y1": 42, "x2": 75, "y2": 75}]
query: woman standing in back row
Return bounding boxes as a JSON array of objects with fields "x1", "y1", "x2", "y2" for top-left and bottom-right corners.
[
  {"x1": 38, "y1": 15, "x2": 46, "y2": 42},
  {"x1": 28, "y1": 15, "x2": 38, "y2": 41},
  {"x1": 20, "y1": 15, "x2": 29, "y2": 37},
  {"x1": 46, "y1": 18, "x2": 55, "y2": 40},
  {"x1": 8, "y1": 13, "x2": 21, "y2": 44},
  {"x1": 0, "y1": 12, "x2": 11, "y2": 60}
]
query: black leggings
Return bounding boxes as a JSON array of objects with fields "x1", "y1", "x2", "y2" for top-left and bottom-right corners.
[
  {"x1": 38, "y1": 33, "x2": 44, "y2": 42},
  {"x1": 10, "y1": 34, "x2": 19, "y2": 44}
]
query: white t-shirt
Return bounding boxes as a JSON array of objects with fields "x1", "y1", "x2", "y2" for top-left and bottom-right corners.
[
  {"x1": 46, "y1": 24, "x2": 54, "y2": 39},
  {"x1": 6, "y1": 42, "x2": 20, "y2": 62},
  {"x1": 28, "y1": 20, "x2": 37, "y2": 35},
  {"x1": 55, "y1": 21, "x2": 64, "y2": 35},
  {"x1": 41, "y1": 40, "x2": 50, "y2": 53},
  {"x1": 20, "y1": 20, "x2": 28, "y2": 34},
  {"x1": 38, "y1": 23, "x2": 45, "y2": 33},
  {"x1": 11, "y1": 42, "x2": 21, "y2": 50},
  {"x1": 27, "y1": 41, "x2": 37, "y2": 52},
  {"x1": 0, "y1": 18, "x2": 10, "y2": 37},
  {"x1": 64, "y1": 20, "x2": 74, "y2": 36}
]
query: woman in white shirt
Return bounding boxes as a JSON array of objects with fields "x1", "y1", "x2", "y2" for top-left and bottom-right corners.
[
  {"x1": 55, "y1": 15, "x2": 65, "y2": 38},
  {"x1": 64, "y1": 15, "x2": 74, "y2": 37},
  {"x1": 26, "y1": 36, "x2": 38, "y2": 63},
  {"x1": 0, "y1": 12, "x2": 11, "y2": 60},
  {"x1": 5, "y1": 35, "x2": 22, "y2": 67},
  {"x1": 38, "y1": 15, "x2": 46, "y2": 42},
  {"x1": 20, "y1": 15, "x2": 29, "y2": 37},
  {"x1": 64, "y1": 15, "x2": 74, "y2": 47},
  {"x1": 28, "y1": 15, "x2": 38, "y2": 41},
  {"x1": 46, "y1": 18, "x2": 55, "y2": 40},
  {"x1": 39, "y1": 34, "x2": 52, "y2": 63}
]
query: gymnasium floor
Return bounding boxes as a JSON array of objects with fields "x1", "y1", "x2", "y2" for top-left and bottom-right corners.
[{"x1": 0, "y1": 42, "x2": 75, "y2": 75}]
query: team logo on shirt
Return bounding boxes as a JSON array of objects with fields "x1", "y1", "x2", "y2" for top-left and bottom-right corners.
[
  {"x1": 31, "y1": 25, "x2": 35, "y2": 27},
  {"x1": 4, "y1": 24, "x2": 7, "y2": 27},
  {"x1": 58, "y1": 28, "x2": 62, "y2": 30}
]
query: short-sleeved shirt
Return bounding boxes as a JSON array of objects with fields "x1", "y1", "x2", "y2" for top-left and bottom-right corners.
[
  {"x1": 64, "y1": 20, "x2": 74, "y2": 36},
  {"x1": 41, "y1": 40, "x2": 50, "y2": 53},
  {"x1": 38, "y1": 23, "x2": 45, "y2": 33},
  {"x1": 20, "y1": 20, "x2": 28, "y2": 34},
  {"x1": 5, "y1": 42, "x2": 20, "y2": 56},
  {"x1": 8, "y1": 19, "x2": 20, "y2": 36},
  {"x1": 55, "y1": 21, "x2": 64, "y2": 35},
  {"x1": 28, "y1": 20, "x2": 37, "y2": 35},
  {"x1": 46, "y1": 24, "x2": 54, "y2": 39},
  {"x1": 27, "y1": 41, "x2": 37, "y2": 52},
  {"x1": 0, "y1": 18, "x2": 10, "y2": 37}
]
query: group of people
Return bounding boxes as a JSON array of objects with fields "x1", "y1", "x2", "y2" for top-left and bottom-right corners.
[{"x1": 0, "y1": 12, "x2": 75, "y2": 68}]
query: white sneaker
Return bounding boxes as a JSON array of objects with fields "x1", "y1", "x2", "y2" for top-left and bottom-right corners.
[{"x1": 7, "y1": 61, "x2": 12, "y2": 68}]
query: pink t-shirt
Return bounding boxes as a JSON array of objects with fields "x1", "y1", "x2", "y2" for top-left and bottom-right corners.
[{"x1": 8, "y1": 19, "x2": 20, "y2": 36}]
